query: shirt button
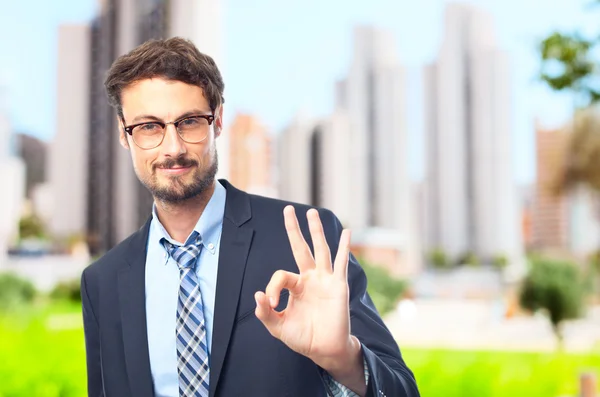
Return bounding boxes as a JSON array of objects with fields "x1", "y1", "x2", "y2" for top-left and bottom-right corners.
[{"x1": 208, "y1": 243, "x2": 214, "y2": 250}]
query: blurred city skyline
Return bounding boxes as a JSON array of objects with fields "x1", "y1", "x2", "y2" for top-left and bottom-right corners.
[{"x1": 1, "y1": 0, "x2": 598, "y2": 186}]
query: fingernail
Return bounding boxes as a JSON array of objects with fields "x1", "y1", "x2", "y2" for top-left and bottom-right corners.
[{"x1": 269, "y1": 297, "x2": 276, "y2": 307}]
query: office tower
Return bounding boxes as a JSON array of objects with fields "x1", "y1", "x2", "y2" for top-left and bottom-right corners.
[
  {"x1": 229, "y1": 114, "x2": 276, "y2": 197},
  {"x1": 278, "y1": 113, "x2": 315, "y2": 206},
  {"x1": 531, "y1": 123, "x2": 569, "y2": 251},
  {"x1": 0, "y1": 96, "x2": 25, "y2": 265},
  {"x1": 15, "y1": 133, "x2": 47, "y2": 198},
  {"x1": 49, "y1": 24, "x2": 91, "y2": 240},
  {"x1": 424, "y1": 3, "x2": 522, "y2": 263},
  {"x1": 84, "y1": 0, "x2": 223, "y2": 253},
  {"x1": 336, "y1": 26, "x2": 409, "y2": 232}
]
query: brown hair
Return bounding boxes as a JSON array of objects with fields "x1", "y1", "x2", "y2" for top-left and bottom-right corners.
[{"x1": 104, "y1": 37, "x2": 225, "y2": 117}]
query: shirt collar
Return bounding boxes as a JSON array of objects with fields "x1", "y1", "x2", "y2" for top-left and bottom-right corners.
[{"x1": 151, "y1": 180, "x2": 227, "y2": 256}]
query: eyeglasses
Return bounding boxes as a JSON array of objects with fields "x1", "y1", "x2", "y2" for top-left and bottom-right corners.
[{"x1": 121, "y1": 114, "x2": 215, "y2": 150}]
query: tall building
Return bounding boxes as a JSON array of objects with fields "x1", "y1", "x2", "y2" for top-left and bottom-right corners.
[
  {"x1": 15, "y1": 133, "x2": 47, "y2": 198},
  {"x1": 80, "y1": 0, "x2": 222, "y2": 254},
  {"x1": 0, "y1": 94, "x2": 25, "y2": 265},
  {"x1": 278, "y1": 113, "x2": 315, "y2": 206},
  {"x1": 336, "y1": 26, "x2": 409, "y2": 231},
  {"x1": 228, "y1": 114, "x2": 276, "y2": 197},
  {"x1": 49, "y1": 24, "x2": 91, "y2": 240},
  {"x1": 424, "y1": 3, "x2": 522, "y2": 263},
  {"x1": 531, "y1": 124, "x2": 569, "y2": 251},
  {"x1": 169, "y1": 0, "x2": 228, "y2": 180},
  {"x1": 278, "y1": 27, "x2": 422, "y2": 275}
]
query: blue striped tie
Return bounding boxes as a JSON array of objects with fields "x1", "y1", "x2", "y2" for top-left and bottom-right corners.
[{"x1": 161, "y1": 232, "x2": 210, "y2": 397}]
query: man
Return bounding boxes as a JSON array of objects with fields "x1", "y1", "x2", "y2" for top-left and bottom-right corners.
[{"x1": 81, "y1": 37, "x2": 419, "y2": 397}]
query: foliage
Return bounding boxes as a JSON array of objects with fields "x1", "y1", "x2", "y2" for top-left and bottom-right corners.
[
  {"x1": 50, "y1": 279, "x2": 82, "y2": 303},
  {"x1": 539, "y1": 32, "x2": 599, "y2": 106},
  {"x1": 0, "y1": 272, "x2": 36, "y2": 313},
  {"x1": 18, "y1": 214, "x2": 47, "y2": 240},
  {"x1": 360, "y1": 260, "x2": 408, "y2": 315},
  {"x1": 519, "y1": 258, "x2": 586, "y2": 347},
  {"x1": 427, "y1": 248, "x2": 450, "y2": 270},
  {"x1": 404, "y1": 348, "x2": 600, "y2": 397}
]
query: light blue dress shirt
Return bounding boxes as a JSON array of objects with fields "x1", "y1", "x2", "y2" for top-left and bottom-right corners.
[
  {"x1": 144, "y1": 180, "x2": 364, "y2": 397},
  {"x1": 145, "y1": 181, "x2": 225, "y2": 397}
]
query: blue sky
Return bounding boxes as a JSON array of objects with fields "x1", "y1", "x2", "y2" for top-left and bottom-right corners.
[{"x1": 1, "y1": 0, "x2": 598, "y2": 183}]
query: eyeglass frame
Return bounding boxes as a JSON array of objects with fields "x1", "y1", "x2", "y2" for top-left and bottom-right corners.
[{"x1": 120, "y1": 113, "x2": 216, "y2": 150}]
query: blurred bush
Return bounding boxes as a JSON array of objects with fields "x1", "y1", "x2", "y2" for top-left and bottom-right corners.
[
  {"x1": 50, "y1": 279, "x2": 81, "y2": 303},
  {"x1": 491, "y1": 254, "x2": 508, "y2": 270},
  {"x1": 427, "y1": 248, "x2": 450, "y2": 270},
  {"x1": 455, "y1": 251, "x2": 480, "y2": 267},
  {"x1": 519, "y1": 258, "x2": 586, "y2": 347},
  {"x1": 18, "y1": 214, "x2": 47, "y2": 240},
  {"x1": 360, "y1": 259, "x2": 408, "y2": 315},
  {"x1": 0, "y1": 272, "x2": 36, "y2": 312}
]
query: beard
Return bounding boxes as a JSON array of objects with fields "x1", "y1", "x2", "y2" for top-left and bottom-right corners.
[{"x1": 140, "y1": 151, "x2": 219, "y2": 204}]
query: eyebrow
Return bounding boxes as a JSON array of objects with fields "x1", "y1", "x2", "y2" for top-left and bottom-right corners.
[{"x1": 130, "y1": 109, "x2": 211, "y2": 124}]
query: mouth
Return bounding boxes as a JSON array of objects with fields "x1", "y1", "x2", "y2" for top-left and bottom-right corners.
[{"x1": 157, "y1": 165, "x2": 193, "y2": 176}]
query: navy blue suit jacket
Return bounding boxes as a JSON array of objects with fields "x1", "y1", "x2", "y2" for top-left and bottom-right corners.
[{"x1": 81, "y1": 180, "x2": 420, "y2": 397}]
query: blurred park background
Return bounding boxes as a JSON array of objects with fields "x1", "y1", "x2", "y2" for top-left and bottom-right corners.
[{"x1": 1, "y1": 0, "x2": 600, "y2": 396}]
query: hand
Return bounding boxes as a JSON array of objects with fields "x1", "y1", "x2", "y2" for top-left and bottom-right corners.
[{"x1": 254, "y1": 206, "x2": 360, "y2": 375}]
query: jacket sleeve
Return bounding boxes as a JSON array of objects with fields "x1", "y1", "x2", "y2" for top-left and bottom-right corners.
[
  {"x1": 320, "y1": 208, "x2": 421, "y2": 397},
  {"x1": 81, "y1": 268, "x2": 105, "y2": 397}
]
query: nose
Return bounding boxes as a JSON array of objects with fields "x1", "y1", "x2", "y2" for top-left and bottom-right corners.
[{"x1": 160, "y1": 124, "x2": 186, "y2": 157}]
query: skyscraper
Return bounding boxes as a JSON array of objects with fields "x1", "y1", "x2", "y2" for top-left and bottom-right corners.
[
  {"x1": 228, "y1": 114, "x2": 276, "y2": 197},
  {"x1": 424, "y1": 3, "x2": 522, "y2": 263},
  {"x1": 0, "y1": 93, "x2": 25, "y2": 265},
  {"x1": 336, "y1": 26, "x2": 409, "y2": 232},
  {"x1": 78, "y1": 0, "x2": 222, "y2": 254},
  {"x1": 531, "y1": 123, "x2": 569, "y2": 251},
  {"x1": 49, "y1": 24, "x2": 91, "y2": 240}
]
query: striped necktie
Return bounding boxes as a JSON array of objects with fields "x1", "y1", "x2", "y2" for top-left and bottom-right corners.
[{"x1": 161, "y1": 232, "x2": 210, "y2": 397}]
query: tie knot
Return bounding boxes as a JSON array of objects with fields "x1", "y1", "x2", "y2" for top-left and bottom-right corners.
[{"x1": 161, "y1": 231, "x2": 203, "y2": 271}]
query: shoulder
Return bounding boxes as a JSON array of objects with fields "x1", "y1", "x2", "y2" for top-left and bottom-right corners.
[
  {"x1": 246, "y1": 193, "x2": 343, "y2": 234},
  {"x1": 82, "y1": 220, "x2": 149, "y2": 281}
]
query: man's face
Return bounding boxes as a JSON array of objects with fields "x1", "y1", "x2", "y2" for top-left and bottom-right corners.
[{"x1": 119, "y1": 78, "x2": 222, "y2": 203}]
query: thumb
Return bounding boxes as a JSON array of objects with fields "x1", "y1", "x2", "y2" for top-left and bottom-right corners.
[{"x1": 254, "y1": 291, "x2": 284, "y2": 338}]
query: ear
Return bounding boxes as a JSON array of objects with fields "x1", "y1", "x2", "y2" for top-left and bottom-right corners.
[
  {"x1": 214, "y1": 106, "x2": 224, "y2": 138},
  {"x1": 117, "y1": 116, "x2": 130, "y2": 149}
]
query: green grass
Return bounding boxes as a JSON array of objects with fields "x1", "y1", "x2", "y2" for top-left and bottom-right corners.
[
  {"x1": 0, "y1": 302, "x2": 86, "y2": 397},
  {"x1": 403, "y1": 348, "x2": 600, "y2": 397},
  {"x1": 0, "y1": 302, "x2": 599, "y2": 397}
]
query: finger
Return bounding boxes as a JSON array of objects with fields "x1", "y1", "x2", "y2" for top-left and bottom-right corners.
[
  {"x1": 307, "y1": 209, "x2": 332, "y2": 273},
  {"x1": 254, "y1": 291, "x2": 283, "y2": 338},
  {"x1": 284, "y1": 205, "x2": 315, "y2": 272},
  {"x1": 333, "y1": 229, "x2": 351, "y2": 281},
  {"x1": 265, "y1": 270, "x2": 300, "y2": 307}
]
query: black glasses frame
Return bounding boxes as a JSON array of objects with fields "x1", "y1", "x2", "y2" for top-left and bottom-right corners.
[{"x1": 121, "y1": 114, "x2": 215, "y2": 149}]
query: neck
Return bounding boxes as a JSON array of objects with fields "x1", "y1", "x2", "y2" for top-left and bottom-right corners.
[{"x1": 154, "y1": 180, "x2": 216, "y2": 243}]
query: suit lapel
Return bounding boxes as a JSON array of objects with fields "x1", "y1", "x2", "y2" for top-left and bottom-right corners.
[
  {"x1": 119, "y1": 218, "x2": 154, "y2": 397},
  {"x1": 210, "y1": 180, "x2": 254, "y2": 397}
]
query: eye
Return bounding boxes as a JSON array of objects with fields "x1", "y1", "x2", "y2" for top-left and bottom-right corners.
[
  {"x1": 139, "y1": 123, "x2": 162, "y2": 131},
  {"x1": 179, "y1": 117, "x2": 203, "y2": 127},
  {"x1": 133, "y1": 123, "x2": 163, "y2": 134}
]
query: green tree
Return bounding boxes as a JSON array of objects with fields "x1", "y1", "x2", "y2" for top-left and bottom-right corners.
[{"x1": 519, "y1": 258, "x2": 585, "y2": 348}]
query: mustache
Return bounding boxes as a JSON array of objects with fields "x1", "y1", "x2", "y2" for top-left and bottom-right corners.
[{"x1": 154, "y1": 157, "x2": 198, "y2": 170}]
